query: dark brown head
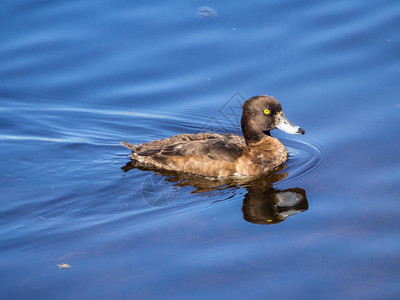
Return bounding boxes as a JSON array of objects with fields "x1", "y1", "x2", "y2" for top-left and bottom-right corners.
[{"x1": 241, "y1": 95, "x2": 305, "y2": 145}]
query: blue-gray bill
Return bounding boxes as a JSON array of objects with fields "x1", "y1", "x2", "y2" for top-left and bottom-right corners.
[{"x1": 276, "y1": 114, "x2": 305, "y2": 135}]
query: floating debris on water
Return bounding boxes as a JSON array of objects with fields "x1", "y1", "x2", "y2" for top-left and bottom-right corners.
[
  {"x1": 197, "y1": 7, "x2": 217, "y2": 18},
  {"x1": 57, "y1": 263, "x2": 71, "y2": 269}
]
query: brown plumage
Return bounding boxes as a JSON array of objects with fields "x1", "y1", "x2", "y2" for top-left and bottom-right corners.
[{"x1": 121, "y1": 95, "x2": 305, "y2": 178}]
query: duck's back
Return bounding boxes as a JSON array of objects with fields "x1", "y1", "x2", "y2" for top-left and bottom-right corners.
[{"x1": 121, "y1": 132, "x2": 287, "y2": 178}]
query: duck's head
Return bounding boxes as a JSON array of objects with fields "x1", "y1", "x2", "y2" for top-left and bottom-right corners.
[{"x1": 241, "y1": 95, "x2": 305, "y2": 145}]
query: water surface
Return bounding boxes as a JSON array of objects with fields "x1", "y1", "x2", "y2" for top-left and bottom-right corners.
[{"x1": 1, "y1": 0, "x2": 400, "y2": 299}]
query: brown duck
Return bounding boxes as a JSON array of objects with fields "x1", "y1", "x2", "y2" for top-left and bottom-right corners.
[{"x1": 121, "y1": 95, "x2": 305, "y2": 178}]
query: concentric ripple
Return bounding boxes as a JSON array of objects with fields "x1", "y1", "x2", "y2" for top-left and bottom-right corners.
[{"x1": 279, "y1": 138, "x2": 327, "y2": 185}]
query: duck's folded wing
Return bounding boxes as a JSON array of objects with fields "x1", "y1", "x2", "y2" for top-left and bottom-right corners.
[
  {"x1": 122, "y1": 133, "x2": 245, "y2": 162},
  {"x1": 160, "y1": 138, "x2": 244, "y2": 162},
  {"x1": 122, "y1": 133, "x2": 215, "y2": 153}
]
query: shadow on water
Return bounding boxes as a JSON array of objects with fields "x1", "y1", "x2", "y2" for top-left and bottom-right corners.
[{"x1": 122, "y1": 161, "x2": 308, "y2": 225}]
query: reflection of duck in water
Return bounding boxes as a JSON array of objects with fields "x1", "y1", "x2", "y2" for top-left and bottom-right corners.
[
  {"x1": 242, "y1": 184, "x2": 308, "y2": 225},
  {"x1": 121, "y1": 162, "x2": 308, "y2": 225},
  {"x1": 121, "y1": 95, "x2": 304, "y2": 178}
]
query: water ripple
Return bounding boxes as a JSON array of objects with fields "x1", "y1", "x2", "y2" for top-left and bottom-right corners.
[{"x1": 280, "y1": 138, "x2": 327, "y2": 185}]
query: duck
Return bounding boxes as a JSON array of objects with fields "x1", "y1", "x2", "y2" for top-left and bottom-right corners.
[{"x1": 121, "y1": 95, "x2": 305, "y2": 178}]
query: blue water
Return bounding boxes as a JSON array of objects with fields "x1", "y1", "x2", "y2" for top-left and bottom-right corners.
[{"x1": 1, "y1": 0, "x2": 400, "y2": 299}]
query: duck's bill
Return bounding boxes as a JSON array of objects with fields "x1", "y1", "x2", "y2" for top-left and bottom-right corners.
[{"x1": 276, "y1": 114, "x2": 305, "y2": 134}]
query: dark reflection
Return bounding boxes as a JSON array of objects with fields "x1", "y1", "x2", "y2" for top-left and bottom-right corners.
[
  {"x1": 243, "y1": 187, "x2": 307, "y2": 225},
  {"x1": 122, "y1": 161, "x2": 308, "y2": 225}
]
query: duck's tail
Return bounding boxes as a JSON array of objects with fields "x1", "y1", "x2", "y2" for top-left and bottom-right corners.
[{"x1": 120, "y1": 141, "x2": 138, "y2": 152}]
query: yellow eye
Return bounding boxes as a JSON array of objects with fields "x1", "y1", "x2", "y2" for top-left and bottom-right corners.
[{"x1": 264, "y1": 109, "x2": 270, "y2": 115}]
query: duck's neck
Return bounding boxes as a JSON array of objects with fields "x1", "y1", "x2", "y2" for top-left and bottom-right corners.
[{"x1": 241, "y1": 117, "x2": 270, "y2": 145}]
